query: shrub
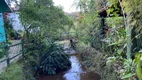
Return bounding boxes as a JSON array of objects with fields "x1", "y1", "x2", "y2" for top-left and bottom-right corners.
[
  {"x1": 38, "y1": 43, "x2": 71, "y2": 75},
  {"x1": 75, "y1": 42, "x2": 119, "y2": 80},
  {"x1": 0, "y1": 48, "x2": 5, "y2": 58},
  {"x1": 24, "y1": 40, "x2": 71, "y2": 75}
]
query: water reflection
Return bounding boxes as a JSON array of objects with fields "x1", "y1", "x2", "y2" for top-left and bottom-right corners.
[
  {"x1": 38, "y1": 53, "x2": 101, "y2": 80},
  {"x1": 64, "y1": 56, "x2": 83, "y2": 80},
  {"x1": 38, "y1": 43, "x2": 101, "y2": 80}
]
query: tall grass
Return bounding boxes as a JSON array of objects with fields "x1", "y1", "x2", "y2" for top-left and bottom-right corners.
[{"x1": 0, "y1": 63, "x2": 26, "y2": 80}]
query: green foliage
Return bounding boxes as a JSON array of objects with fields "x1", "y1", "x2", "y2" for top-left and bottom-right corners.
[
  {"x1": 73, "y1": 0, "x2": 142, "y2": 80},
  {"x1": 8, "y1": 0, "x2": 142, "y2": 79},
  {"x1": 18, "y1": 0, "x2": 72, "y2": 76},
  {"x1": 106, "y1": 0, "x2": 120, "y2": 17},
  {"x1": 76, "y1": 42, "x2": 119, "y2": 80},
  {"x1": 19, "y1": 0, "x2": 73, "y2": 41},
  {"x1": 123, "y1": 59, "x2": 136, "y2": 75},
  {"x1": 4, "y1": 20, "x2": 19, "y2": 40},
  {"x1": 135, "y1": 53, "x2": 142, "y2": 80},
  {"x1": 122, "y1": 0, "x2": 142, "y2": 53},
  {"x1": 0, "y1": 48, "x2": 5, "y2": 58},
  {"x1": 39, "y1": 43, "x2": 71, "y2": 75},
  {"x1": 120, "y1": 54, "x2": 142, "y2": 80},
  {"x1": 73, "y1": 0, "x2": 101, "y2": 46},
  {"x1": 0, "y1": 43, "x2": 5, "y2": 58},
  {"x1": 106, "y1": 57, "x2": 116, "y2": 65},
  {"x1": 122, "y1": 0, "x2": 142, "y2": 28},
  {"x1": 121, "y1": 73, "x2": 135, "y2": 79},
  {"x1": 103, "y1": 17, "x2": 126, "y2": 55},
  {"x1": 24, "y1": 38, "x2": 71, "y2": 75},
  {"x1": 0, "y1": 63, "x2": 26, "y2": 80}
]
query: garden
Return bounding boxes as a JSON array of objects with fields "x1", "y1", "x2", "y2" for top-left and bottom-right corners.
[{"x1": 0, "y1": 0, "x2": 142, "y2": 80}]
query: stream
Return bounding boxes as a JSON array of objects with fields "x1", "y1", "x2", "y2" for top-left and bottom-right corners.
[{"x1": 37, "y1": 41, "x2": 101, "y2": 80}]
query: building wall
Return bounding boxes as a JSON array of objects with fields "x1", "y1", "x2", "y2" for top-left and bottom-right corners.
[{"x1": 0, "y1": 13, "x2": 6, "y2": 42}]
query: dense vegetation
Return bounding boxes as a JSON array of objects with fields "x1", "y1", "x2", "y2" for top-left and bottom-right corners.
[
  {"x1": 1, "y1": 0, "x2": 142, "y2": 80},
  {"x1": 73, "y1": 0, "x2": 142, "y2": 80},
  {"x1": 19, "y1": 0, "x2": 73, "y2": 41},
  {"x1": 19, "y1": 0, "x2": 72, "y2": 77},
  {"x1": 4, "y1": 20, "x2": 20, "y2": 40},
  {"x1": 24, "y1": 40, "x2": 71, "y2": 75},
  {"x1": 0, "y1": 0, "x2": 72, "y2": 80}
]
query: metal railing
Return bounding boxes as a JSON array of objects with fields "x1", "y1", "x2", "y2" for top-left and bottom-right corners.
[
  {"x1": 0, "y1": 32, "x2": 79, "y2": 68},
  {"x1": 0, "y1": 40, "x2": 24, "y2": 67}
]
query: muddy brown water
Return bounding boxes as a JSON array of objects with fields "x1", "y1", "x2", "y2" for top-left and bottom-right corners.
[{"x1": 37, "y1": 49, "x2": 101, "y2": 80}]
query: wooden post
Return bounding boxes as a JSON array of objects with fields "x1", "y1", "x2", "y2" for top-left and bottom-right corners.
[
  {"x1": 60, "y1": 33, "x2": 63, "y2": 40},
  {"x1": 21, "y1": 39, "x2": 24, "y2": 57},
  {"x1": 67, "y1": 32, "x2": 69, "y2": 39},
  {"x1": 5, "y1": 44, "x2": 10, "y2": 67}
]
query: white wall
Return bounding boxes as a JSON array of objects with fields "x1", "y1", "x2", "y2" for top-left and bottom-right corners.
[{"x1": 7, "y1": 13, "x2": 23, "y2": 31}]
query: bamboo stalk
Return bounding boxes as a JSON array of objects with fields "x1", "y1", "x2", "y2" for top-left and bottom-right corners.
[{"x1": 119, "y1": 0, "x2": 132, "y2": 59}]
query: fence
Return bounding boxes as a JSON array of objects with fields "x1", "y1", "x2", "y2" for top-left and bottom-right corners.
[
  {"x1": 0, "y1": 32, "x2": 74, "y2": 69},
  {"x1": 0, "y1": 32, "x2": 80, "y2": 70},
  {"x1": 0, "y1": 40, "x2": 24, "y2": 70}
]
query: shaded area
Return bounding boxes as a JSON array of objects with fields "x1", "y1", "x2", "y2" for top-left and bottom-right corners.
[{"x1": 38, "y1": 41, "x2": 100, "y2": 80}]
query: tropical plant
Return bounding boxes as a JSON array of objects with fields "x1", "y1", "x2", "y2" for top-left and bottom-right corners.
[
  {"x1": 38, "y1": 42, "x2": 71, "y2": 75},
  {"x1": 24, "y1": 38, "x2": 71, "y2": 75},
  {"x1": 17, "y1": 0, "x2": 73, "y2": 76}
]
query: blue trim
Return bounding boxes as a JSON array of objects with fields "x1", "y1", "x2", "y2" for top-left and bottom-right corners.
[{"x1": 0, "y1": 13, "x2": 6, "y2": 42}]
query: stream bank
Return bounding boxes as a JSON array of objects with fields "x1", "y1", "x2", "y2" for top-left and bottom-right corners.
[
  {"x1": 37, "y1": 48, "x2": 101, "y2": 80},
  {"x1": 75, "y1": 43, "x2": 120, "y2": 80}
]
